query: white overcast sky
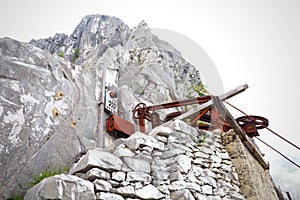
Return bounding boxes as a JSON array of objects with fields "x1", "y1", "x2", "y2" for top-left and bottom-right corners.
[{"x1": 1, "y1": 0, "x2": 299, "y2": 196}]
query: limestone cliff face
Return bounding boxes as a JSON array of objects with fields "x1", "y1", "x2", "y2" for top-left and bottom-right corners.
[{"x1": 0, "y1": 14, "x2": 206, "y2": 198}]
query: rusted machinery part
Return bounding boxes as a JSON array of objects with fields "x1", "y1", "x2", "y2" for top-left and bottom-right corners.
[
  {"x1": 132, "y1": 96, "x2": 211, "y2": 122},
  {"x1": 107, "y1": 115, "x2": 135, "y2": 138},
  {"x1": 236, "y1": 115, "x2": 269, "y2": 129},
  {"x1": 132, "y1": 102, "x2": 148, "y2": 119}
]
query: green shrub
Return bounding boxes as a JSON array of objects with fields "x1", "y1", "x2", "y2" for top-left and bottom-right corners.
[
  {"x1": 189, "y1": 83, "x2": 209, "y2": 97},
  {"x1": 30, "y1": 166, "x2": 70, "y2": 187},
  {"x1": 6, "y1": 194, "x2": 23, "y2": 200},
  {"x1": 58, "y1": 51, "x2": 64, "y2": 58},
  {"x1": 74, "y1": 48, "x2": 80, "y2": 59},
  {"x1": 199, "y1": 137, "x2": 206, "y2": 143}
]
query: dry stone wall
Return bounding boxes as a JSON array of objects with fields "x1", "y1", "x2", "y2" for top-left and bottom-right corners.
[{"x1": 25, "y1": 120, "x2": 245, "y2": 200}]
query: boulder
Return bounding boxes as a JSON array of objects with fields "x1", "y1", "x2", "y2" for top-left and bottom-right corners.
[{"x1": 24, "y1": 174, "x2": 95, "y2": 200}]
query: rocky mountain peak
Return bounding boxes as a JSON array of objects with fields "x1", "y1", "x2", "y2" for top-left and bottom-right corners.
[
  {"x1": 30, "y1": 14, "x2": 130, "y2": 64},
  {"x1": 67, "y1": 14, "x2": 129, "y2": 49}
]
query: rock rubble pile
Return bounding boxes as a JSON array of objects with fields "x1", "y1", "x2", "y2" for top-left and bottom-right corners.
[{"x1": 25, "y1": 120, "x2": 244, "y2": 200}]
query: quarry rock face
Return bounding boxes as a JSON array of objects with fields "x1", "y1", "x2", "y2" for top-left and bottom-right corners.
[{"x1": 0, "y1": 14, "x2": 207, "y2": 198}]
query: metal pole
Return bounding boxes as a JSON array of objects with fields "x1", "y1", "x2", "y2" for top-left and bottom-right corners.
[{"x1": 98, "y1": 65, "x2": 106, "y2": 148}]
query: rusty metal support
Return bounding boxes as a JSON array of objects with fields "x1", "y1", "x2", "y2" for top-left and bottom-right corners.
[
  {"x1": 226, "y1": 100, "x2": 300, "y2": 151},
  {"x1": 210, "y1": 106, "x2": 225, "y2": 131},
  {"x1": 132, "y1": 96, "x2": 212, "y2": 133},
  {"x1": 133, "y1": 84, "x2": 249, "y2": 133},
  {"x1": 190, "y1": 107, "x2": 211, "y2": 125},
  {"x1": 139, "y1": 117, "x2": 147, "y2": 133},
  {"x1": 146, "y1": 96, "x2": 211, "y2": 111},
  {"x1": 212, "y1": 96, "x2": 269, "y2": 169},
  {"x1": 175, "y1": 84, "x2": 248, "y2": 121}
]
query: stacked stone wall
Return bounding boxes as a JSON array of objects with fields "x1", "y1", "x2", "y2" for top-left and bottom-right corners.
[{"x1": 25, "y1": 120, "x2": 244, "y2": 200}]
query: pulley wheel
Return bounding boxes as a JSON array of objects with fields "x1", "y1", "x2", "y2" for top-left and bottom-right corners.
[
  {"x1": 132, "y1": 103, "x2": 147, "y2": 119},
  {"x1": 236, "y1": 115, "x2": 269, "y2": 130}
]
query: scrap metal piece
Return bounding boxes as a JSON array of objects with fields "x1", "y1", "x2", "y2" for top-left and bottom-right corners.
[{"x1": 105, "y1": 88, "x2": 118, "y2": 113}]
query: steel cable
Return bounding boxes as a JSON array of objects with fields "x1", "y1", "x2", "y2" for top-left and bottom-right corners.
[
  {"x1": 224, "y1": 100, "x2": 300, "y2": 168},
  {"x1": 256, "y1": 137, "x2": 300, "y2": 168}
]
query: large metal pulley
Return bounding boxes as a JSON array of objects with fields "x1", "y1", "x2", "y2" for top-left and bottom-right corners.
[{"x1": 236, "y1": 115, "x2": 269, "y2": 137}]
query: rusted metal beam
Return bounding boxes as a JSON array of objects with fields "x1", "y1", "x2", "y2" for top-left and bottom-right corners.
[
  {"x1": 219, "y1": 84, "x2": 248, "y2": 101},
  {"x1": 134, "y1": 84, "x2": 248, "y2": 133},
  {"x1": 174, "y1": 84, "x2": 248, "y2": 121},
  {"x1": 210, "y1": 106, "x2": 225, "y2": 131},
  {"x1": 190, "y1": 107, "x2": 211, "y2": 125},
  {"x1": 212, "y1": 96, "x2": 270, "y2": 170},
  {"x1": 146, "y1": 96, "x2": 211, "y2": 111}
]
